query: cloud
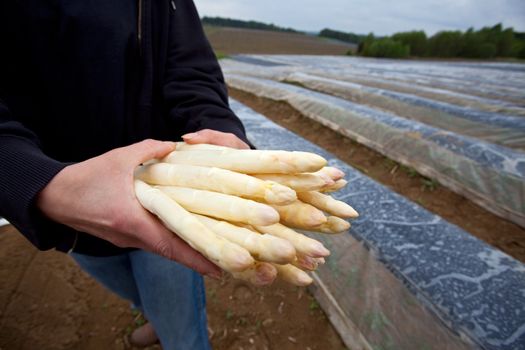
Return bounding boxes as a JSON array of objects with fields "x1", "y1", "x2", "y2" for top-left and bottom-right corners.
[{"x1": 194, "y1": 0, "x2": 525, "y2": 35}]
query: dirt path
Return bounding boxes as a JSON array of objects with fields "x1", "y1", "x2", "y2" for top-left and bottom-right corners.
[
  {"x1": 0, "y1": 225, "x2": 346, "y2": 350},
  {"x1": 229, "y1": 88, "x2": 525, "y2": 263}
]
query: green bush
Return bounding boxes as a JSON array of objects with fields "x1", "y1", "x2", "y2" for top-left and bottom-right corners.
[
  {"x1": 392, "y1": 31, "x2": 427, "y2": 56},
  {"x1": 476, "y1": 43, "x2": 497, "y2": 58},
  {"x1": 362, "y1": 38, "x2": 410, "y2": 58},
  {"x1": 427, "y1": 31, "x2": 463, "y2": 57}
]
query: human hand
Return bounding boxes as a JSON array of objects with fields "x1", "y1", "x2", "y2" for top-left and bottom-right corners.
[
  {"x1": 182, "y1": 129, "x2": 250, "y2": 149},
  {"x1": 36, "y1": 139, "x2": 221, "y2": 278}
]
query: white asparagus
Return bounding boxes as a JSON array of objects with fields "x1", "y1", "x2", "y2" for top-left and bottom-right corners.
[
  {"x1": 133, "y1": 180, "x2": 254, "y2": 272},
  {"x1": 253, "y1": 223, "x2": 330, "y2": 258},
  {"x1": 320, "y1": 179, "x2": 348, "y2": 193},
  {"x1": 231, "y1": 262, "x2": 277, "y2": 286},
  {"x1": 292, "y1": 254, "x2": 320, "y2": 271},
  {"x1": 135, "y1": 163, "x2": 296, "y2": 205},
  {"x1": 297, "y1": 191, "x2": 359, "y2": 218},
  {"x1": 157, "y1": 186, "x2": 279, "y2": 226},
  {"x1": 313, "y1": 167, "x2": 345, "y2": 181},
  {"x1": 308, "y1": 171, "x2": 334, "y2": 187},
  {"x1": 271, "y1": 200, "x2": 327, "y2": 229},
  {"x1": 194, "y1": 214, "x2": 296, "y2": 264},
  {"x1": 163, "y1": 149, "x2": 327, "y2": 174},
  {"x1": 174, "y1": 142, "x2": 233, "y2": 151},
  {"x1": 253, "y1": 173, "x2": 328, "y2": 192},
  {"x1": 311, "y1": 216, "x2": 351, "y2": 234},
  {"x1": 273, "y1": 264, "x2": 313, "y2": 286}
]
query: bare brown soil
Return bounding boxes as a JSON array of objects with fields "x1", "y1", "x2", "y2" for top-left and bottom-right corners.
[
  {"x1": 229, "y1": 88, "x2": 525, "y2": 263},
  {"x1": 204, "y1": 26, "x2": 355, "y2": 55},
  {"x1": 0, "y1": 225, "x2": 346, "y2": 350}
]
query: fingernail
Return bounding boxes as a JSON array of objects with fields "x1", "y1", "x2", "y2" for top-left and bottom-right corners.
[{"x1": 182, "y1": 133, "x2": 197, "y2": 140}]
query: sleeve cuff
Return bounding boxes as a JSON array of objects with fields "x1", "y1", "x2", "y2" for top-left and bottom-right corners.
[{"x1": 0, "y1": 136, "x2": 70, "y2": 249}]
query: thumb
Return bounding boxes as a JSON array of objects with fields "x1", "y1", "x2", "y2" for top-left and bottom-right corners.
[{"x1": 120, "y1": 139, "x2": 176, "y2": 165}]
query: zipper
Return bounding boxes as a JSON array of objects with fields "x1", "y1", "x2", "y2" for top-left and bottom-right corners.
[
  {"x1": 138, "y1": 0, "x2": 143, "y2": 56},
  {"x1": 67, "y1": 231, "x2": 79, "y2": 254}
]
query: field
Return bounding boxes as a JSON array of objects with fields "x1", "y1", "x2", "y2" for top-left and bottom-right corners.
[
  {"x1": 222, "y1": 54, "x2": 525, "y2": 263},
  {"x1": 229, "y1": 88, "x2": 525, "y2": 263},
  {"x1": 204, "y1": 26, "x2": 356, "y2": 55},
  {"x1": 2, "y1": 26, "x2": 524, "y2": 350}
]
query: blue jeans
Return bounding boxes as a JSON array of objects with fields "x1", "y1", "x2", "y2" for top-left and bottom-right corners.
[{"x1": 72, "y1": 250, "x2": 211, "y2": 350}]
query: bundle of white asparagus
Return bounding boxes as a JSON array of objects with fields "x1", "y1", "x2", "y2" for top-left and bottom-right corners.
[{"x1": 134, "y1": 142, "x2": 358, "y2": 287}]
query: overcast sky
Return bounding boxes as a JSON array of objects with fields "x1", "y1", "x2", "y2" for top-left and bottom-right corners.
[{"x1": 194, "y1": 0, "x2": 525, "y2": 36}]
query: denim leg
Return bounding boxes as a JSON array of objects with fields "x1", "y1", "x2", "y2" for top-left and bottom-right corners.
[
  {"x1": 129, "y1": 250, "x2": 211, "y2": 350},
  {"x1": 71, "y1": 252, "x2": 142, "y2": 310}
]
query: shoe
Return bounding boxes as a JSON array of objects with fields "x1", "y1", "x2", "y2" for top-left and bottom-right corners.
[{"x1": 129, "y1": 322, "x2": 159, "y2": 348}]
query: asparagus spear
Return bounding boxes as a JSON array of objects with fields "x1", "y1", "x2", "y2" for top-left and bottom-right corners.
[
  {"x1": 134, "y1": 180, "x2": 254, "y2": 272},
  {"x1": 297, "y1": 191, "x2": 358, "y2": 218},
  {"x1": 253, "y1": 173, "x2": 329, "y2": 192},
  {"x1": 273, "y1": 264, "x2": 313, "y2": 286},
  {"x1": 252, "y1": 223, "x2": 330, "y2": 258},
  {"x1": 270, "y1": 200, "x2": 327, "y2": 229},
  {"x1": 162, "y1": 149, "x2": 327, "y2": 174},
  {"x1": 231, "y1": 262, "x2": 277, "y2": 286},
  {"x1": 157, "y1": 186, "x2": 280, "y2": 226},
  {"x1": 194, "y1": 214, "x2": 296, "y2": 264},
  {"x1": 135, "y1": 163, "x2": 296, "y2": 205}
]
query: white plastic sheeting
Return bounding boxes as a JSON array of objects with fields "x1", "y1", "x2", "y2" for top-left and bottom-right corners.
[
  {"x1": 231, "y1": 99, "x2": 525, "y2": 350},
  {"x1": 225, "y1": 69, "x2": 525, "y2": 228}
]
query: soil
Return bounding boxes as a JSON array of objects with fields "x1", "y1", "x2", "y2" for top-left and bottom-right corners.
[
  {"x1": 228, "y1": 88, "x2": 525, "y2": 263},
  {"x1": 0, "y1": 224, "x2": 346, "y2": 350}
]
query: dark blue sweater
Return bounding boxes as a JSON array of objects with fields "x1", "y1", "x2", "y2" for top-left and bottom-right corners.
[{"x1": 0, "y1": 0, "x2": 250, "y2": 255}]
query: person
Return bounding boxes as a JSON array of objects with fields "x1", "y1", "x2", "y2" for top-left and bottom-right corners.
[{"x1": 0, "y1": 1, "x2": 252, "y2": 348}]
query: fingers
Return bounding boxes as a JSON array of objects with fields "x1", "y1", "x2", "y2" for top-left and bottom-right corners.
[
  {"x1": 136, "y1": 212, "x2": 222, "y2": 278},
  {"x1": 150, "y1": 233, "x2": 222, "y2": 278},
  {"x1": 116, "y1": 139, "x2": 176, "y2": 165},
  {"x1": 182, "y1": 129, "x2": 250, "y2": 149}
]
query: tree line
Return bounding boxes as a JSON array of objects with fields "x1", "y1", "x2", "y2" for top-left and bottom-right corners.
[
  {"x1": 320, "y1": 24, "x2": 525, "y2": 59},
  {"x1": 201, "y1": 16, "x2": 298, "y2": 33}
]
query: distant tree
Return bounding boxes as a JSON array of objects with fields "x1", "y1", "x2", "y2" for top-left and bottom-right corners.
[
  {"x1": 498, "y1": 28, "x2": 515, "y2": 56},
  {"x1": 201, "y1": 16, "x2": 299, "y2": 33},
  {"x1": 358, "y1": 33, "x2": 376, "y2": 54},
  {"x1": 427, "y1": 31, "x2": 463, "y2": 57},
  {"x1": 392, "y1": 31, "x2": 427, "y2": 56},
  {"x1": 319, "y1": 28, "x2": 365, "y2": 44},
  {"x1": 362, "y1": 38, "x2": 410, "y2": 58}
]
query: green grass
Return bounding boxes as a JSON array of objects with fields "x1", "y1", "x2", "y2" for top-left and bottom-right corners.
[{"x1": 420, "y1": 178, "x2": 439, "y2": 191}]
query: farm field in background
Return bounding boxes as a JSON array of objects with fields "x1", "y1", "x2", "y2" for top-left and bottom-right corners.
[
  {"x1": 220, "y1": 53, "x2": 525, "y2": 260},
  {"x1": 204, "y1": 26, "x2": 356, "y2": 55}
]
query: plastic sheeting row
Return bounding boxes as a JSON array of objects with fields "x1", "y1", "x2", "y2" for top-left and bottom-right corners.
[
  {"x1": 225, "y1": 72, "x2": 525, "y2": 228},
  {"x1": 221, "y1": 56, "x2": 525, "y2": 149},
  {"x1": 228, "y1": 55, "x2": 525, "y2": 105},
  {"x1": 230, "y1": 98, "x2": 525, "y2": 350}
]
